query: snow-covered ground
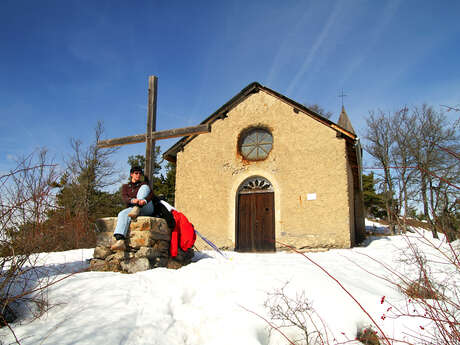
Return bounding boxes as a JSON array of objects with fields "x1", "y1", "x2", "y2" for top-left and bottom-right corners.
[
  {"x1": 365, "y1": 218, "x2": 391, "y2": 235},
  {"x1": 1, "y1": 223, "x2": 458, "y2": 345}
]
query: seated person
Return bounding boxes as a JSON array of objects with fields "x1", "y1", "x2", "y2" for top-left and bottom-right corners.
[{"x1": 110, "y1": 166, "x2": 155, "y2": 251}]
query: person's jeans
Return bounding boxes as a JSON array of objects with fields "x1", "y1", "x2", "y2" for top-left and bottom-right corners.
[{"x1": 113, "y1": 184, "x2": 154, "y2": 238}]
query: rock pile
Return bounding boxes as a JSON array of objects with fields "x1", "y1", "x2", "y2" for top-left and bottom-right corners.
[{"x1": 89, "y1": 216, "x2": 193, "y2": 273}]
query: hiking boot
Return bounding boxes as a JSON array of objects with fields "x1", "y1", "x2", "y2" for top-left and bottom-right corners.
[
  {"x1": 110, "y1": 239, "x2": 126, "y2": 251},
  {"x1": 128, "y1": 206, "x2": 140, "y2": 219},
  {"x1": 114, "y1": 234, "x2": 125, "y2": 241}
]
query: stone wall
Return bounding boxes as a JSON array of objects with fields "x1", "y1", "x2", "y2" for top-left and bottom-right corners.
[{"x1": 90, "y1": 217, "x2": 193, "y2": 273}]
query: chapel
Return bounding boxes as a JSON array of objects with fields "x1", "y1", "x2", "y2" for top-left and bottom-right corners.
[{"x1": 164, "y1": 82, "x2": 365, "y2": 251}]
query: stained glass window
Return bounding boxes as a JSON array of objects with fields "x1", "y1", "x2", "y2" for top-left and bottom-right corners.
[{"x1": 240, "y1": 129, "x2": 273, "y2": 160}]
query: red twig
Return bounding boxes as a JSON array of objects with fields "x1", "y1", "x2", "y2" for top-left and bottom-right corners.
[
  {"x1": 2, "y1": 317, "x2": 22, "y2": 345},
  {"x1": 362, "y1": 166, "x2": 418, "y2": 170},
  {"x1": 437, "y1": 145, "x2": 459, "y2": 160},
  {"x1": 277, "y1": 241, "x2": 392, "y2": 345},
  {"x1": 418, "y1": 165, "x2": 459, "y2": 190},
  {"x1": 361, "y1": 164, "x2": 459, "y2": 190}
]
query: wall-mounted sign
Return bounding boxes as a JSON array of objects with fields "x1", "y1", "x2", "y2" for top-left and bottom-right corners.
[{"x1": 307, "y1": 193, "x2": 317, "y2": 201}]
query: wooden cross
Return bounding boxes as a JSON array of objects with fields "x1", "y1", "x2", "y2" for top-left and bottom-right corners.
[{"x1": 97, "y1": 75, "x2": 211, "y2": 187}]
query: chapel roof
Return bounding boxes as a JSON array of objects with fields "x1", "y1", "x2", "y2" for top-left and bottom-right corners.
[
  {"x1": 163, "y1": 82, "x2": 357, "y2": 162},
  {"x1": 337, "y1": 105, "x2": 356, "y2": 135}
]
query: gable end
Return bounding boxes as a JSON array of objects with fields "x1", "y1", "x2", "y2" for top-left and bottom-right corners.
[{"x1": 163, "y1": 83, "x2": 357, "y2": 162}]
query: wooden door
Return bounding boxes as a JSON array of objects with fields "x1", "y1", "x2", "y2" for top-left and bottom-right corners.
[{"x1": 237, "y1": 192, "x2": 275, "y2": 252}]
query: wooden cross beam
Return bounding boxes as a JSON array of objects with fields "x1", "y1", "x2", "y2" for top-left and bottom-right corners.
[
  {"x1": 97, "y1": 76, "x2": 211, "y2": 187},
  {"x1": 96, "y1": 124, "x2": 211, "y2": 148}
]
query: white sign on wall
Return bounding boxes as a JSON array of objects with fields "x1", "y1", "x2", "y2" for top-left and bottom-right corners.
[{"x1": 307, "y1": 193, "x2": 317, "y2": 201}]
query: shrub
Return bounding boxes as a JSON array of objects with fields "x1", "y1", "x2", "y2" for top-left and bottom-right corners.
[
  {"x1": 0, "y1": 150, "x2": 76, "y2": 342},
  {"x1": 404, "y1": 280, "x2": 439, "y2": 300},
  {"x1": 356, "y1": 327, "x2": 380, "y2": 345},
  {"x1": 264, "y1": 283, "x2": 329, "y2": 345}
]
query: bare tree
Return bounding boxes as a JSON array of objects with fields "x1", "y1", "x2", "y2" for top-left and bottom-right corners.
[
  {"x1": 364, "y1": 104, "x2": 459, "y2": 240},
  {"x1": 54, "y1": 121, "x2": 122, "y2": 233},
  {"x1": 406, "y1": 105, "x2": 459, "y2": 238},
  {"x1": 391, "y1": 107, "x2": 417, "y2": 232},
  {"x1": 441, "y1": 104, "x2": 460, "y2": 112},
  {"x1": 364, "y1": 110, "x2": 397, "y2": 234},
  {"x1": 0, "y1": 149, "x2": 62, "y2": 340},
  {"x1": 1, "y1": 149, "x2": 58, "y2": 253}
]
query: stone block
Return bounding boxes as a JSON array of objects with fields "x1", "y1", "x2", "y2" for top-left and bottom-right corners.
[
  {"x1": 167, "y1": 248, "x2": 195, "y2": 269},
  {"x1": 89, "y1": 259, "x2": 107, "y2": 271},
  {"x1": 135, "y1": 246, "x2": 161, "y2": 259},
  {"x1": 129, "y1": 217, "x2": 171, "y2": 240},
  {"x1": 96, "y1": 232, "x2": 116, "y2": 248},
  {"x1": 129, "y1": 217, "x2": 156, "y2": 231},
  {"x1": 106, "y1": 251, "x2": 135, "y2": 262},
  {"x1": 89, "y1": 259, "x2": 122, "y2": 272},
  {"x1": 93, "y1": 246, "x2": 112, "y2": 259},
  {"x1": 95, "y1": 217, "x2": 117, "y2": 233},
  {"x1": 150, "y1": 221, "x2": 172, "y2": 240},
  {"x1": 120, "y1": 258, "x2": 151, "y2": 274},
  {"x1": 151, "y1": 257, "x2": 168, "y2": 268},
  {"x1": 128, "y1": 231, "x2": 154, "y2": 248},
  {"x1": 155, "y1": 240, "x2": 170, "y2": 256},
  {"x1": 167, "y1": 260, "x2": 183, "y2": 270}
]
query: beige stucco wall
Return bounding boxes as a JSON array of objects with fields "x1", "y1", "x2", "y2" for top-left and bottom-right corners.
[
  {"x1": 174, "y1": 90, "x2": 353, "y2": 250},
  {"x1": 346, "y1": 160, "x2": 356, "y2": 246}
]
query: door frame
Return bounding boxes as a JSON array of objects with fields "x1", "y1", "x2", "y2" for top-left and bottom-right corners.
[{"x1": 235, "y1": 176, "x2": 275, "y2": 252}]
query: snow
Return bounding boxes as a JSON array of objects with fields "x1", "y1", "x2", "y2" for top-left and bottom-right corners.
[
  {"x1": 1, "y1": 224, "x2": 458, "y2": 345},
  {"x1": 365, "y1": 218, "x2": 390, "y2": 235}
]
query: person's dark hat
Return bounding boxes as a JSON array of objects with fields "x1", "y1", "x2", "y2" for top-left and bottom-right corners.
[{"x1": 130, "y1": 166, "x2": 143, "y2": 174}]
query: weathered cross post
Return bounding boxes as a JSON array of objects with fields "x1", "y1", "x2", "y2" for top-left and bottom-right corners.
[
  {"x1": 97, "y1": 75, "x2": 211, "y2": 186},
  {"x1": 145, "y1": 76, "x2": 157, "y2": 188}
]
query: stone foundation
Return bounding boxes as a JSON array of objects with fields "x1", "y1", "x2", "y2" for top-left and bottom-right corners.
[{"x1": 90, "y1": 216, "x2": 193, "y2": 273}]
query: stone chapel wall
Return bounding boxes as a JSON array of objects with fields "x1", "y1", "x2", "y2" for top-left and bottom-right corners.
[{"x1": 175, "y1": 91, "x2": 353, "y2": 250}]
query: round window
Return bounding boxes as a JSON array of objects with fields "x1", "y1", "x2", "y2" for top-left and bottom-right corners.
[{"x1": 239, "y1": 128, "x2": 273, "y2": 160}]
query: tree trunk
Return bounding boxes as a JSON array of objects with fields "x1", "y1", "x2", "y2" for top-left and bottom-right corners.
[
  {"x1": 402, "y1": 182, "x2": 408, "y2": 233},
  {"x1": 421, "y1": 173, "x2": 438, "y2": 239},
  {"x1": 384, "y1": 167, "x2": 396, "y2": 234}
]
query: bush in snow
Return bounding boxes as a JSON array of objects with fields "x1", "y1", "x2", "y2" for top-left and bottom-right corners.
[
  {"x1": 383, "y1": 228, "x2": 460, "y2": 345},
  {"x1": 0, "y1": 150, "x2": 75, "y2": 342},
  {"x1": 264, "y1": 283, "x2": 331, "y2": 345}
]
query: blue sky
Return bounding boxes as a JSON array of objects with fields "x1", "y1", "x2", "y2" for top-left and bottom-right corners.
[{"x1": 1, "y1": 0, "x2": 459, "y2": 177}]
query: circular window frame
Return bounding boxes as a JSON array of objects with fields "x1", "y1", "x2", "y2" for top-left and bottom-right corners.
[{"x1": 238, "y1": 127, "x2": 273, "y2": 161}]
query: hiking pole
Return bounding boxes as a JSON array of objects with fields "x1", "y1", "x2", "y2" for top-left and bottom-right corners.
[{"x1": 194, "y1": 230, "x2": 228, "y2": 259}]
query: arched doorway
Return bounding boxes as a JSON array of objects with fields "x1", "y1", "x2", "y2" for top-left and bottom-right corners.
[{"x1": 236, "y1": 176, "x2": 275, "y2": 252}]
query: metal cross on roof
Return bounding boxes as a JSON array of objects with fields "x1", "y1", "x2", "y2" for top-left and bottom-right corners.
[{"x1": 338, "y1": 89, "x2": 348, "y2": 107}]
